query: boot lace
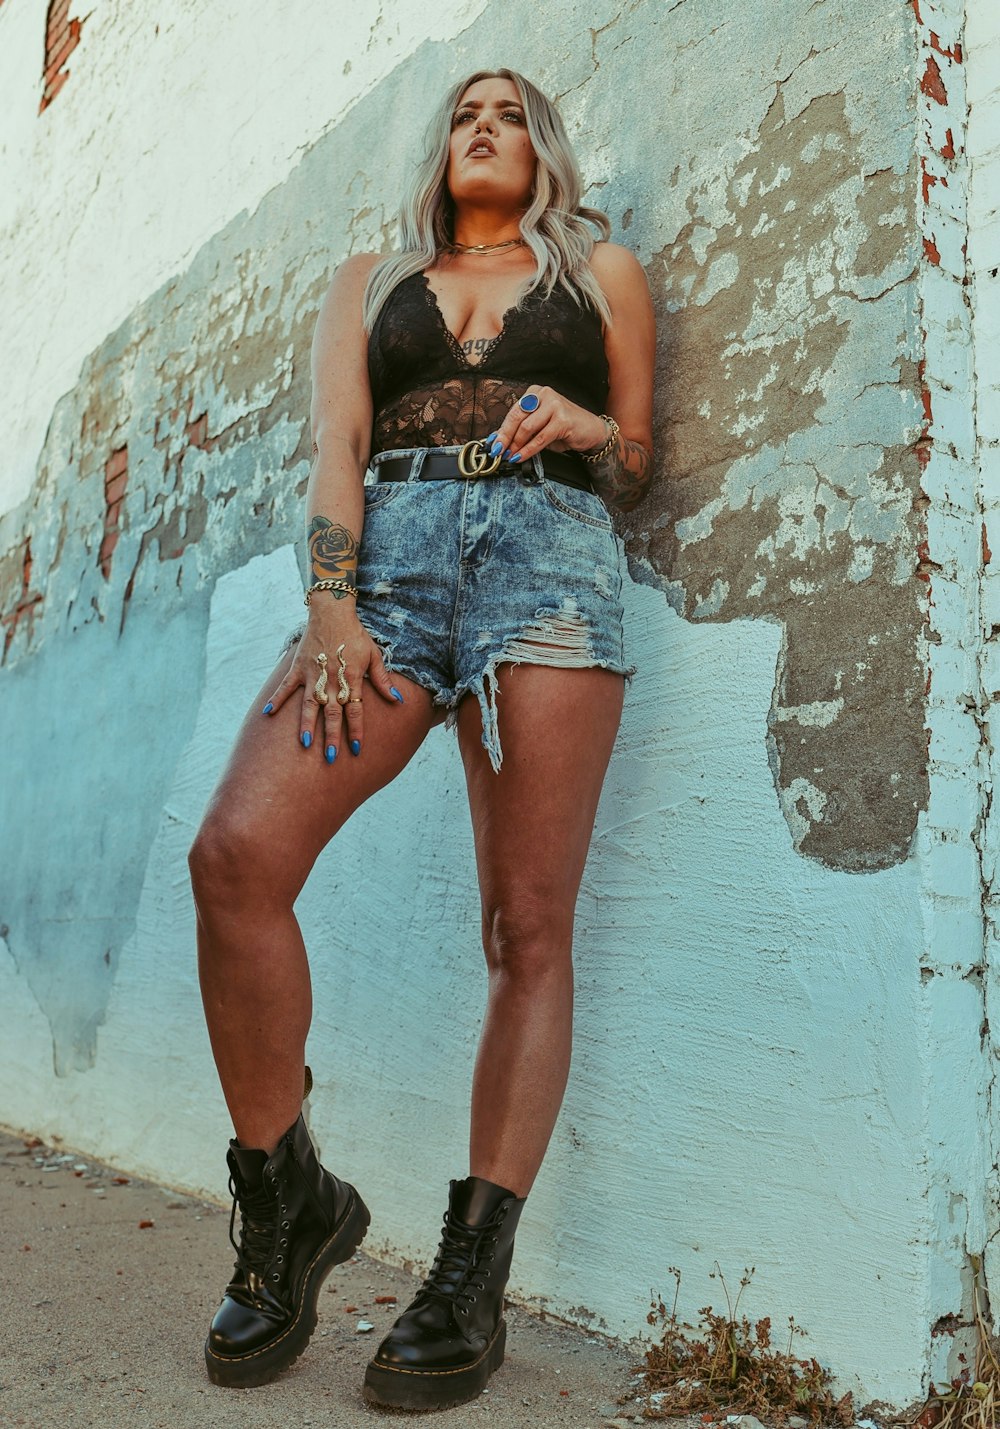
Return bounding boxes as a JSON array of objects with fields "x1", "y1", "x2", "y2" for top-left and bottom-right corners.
[
  {"x1": 227, "y1": 1172, "x2": 280, "y2": 1282},
  {"x1": 418, "y1": 1207, "x2": 504, "y2": 1317}
]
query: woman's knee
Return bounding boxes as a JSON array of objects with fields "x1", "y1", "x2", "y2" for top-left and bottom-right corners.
[
  {"x1": 188, "y1": 809, "x2": 277, "y2": 912},
  {"x1": 480, "y1": 896, "x2": 575, "y2": 978}
]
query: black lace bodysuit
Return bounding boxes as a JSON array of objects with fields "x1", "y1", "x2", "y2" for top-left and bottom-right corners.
[{"x1": 367, "y1": 271, "x2": 610, "y2": 458}]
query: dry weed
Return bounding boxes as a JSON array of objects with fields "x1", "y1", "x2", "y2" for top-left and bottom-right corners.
[
  {"x1": 910, "y1": 1256, "x2": 1000, "y2": 1429},
  {"x1": 637, "y1": 1264, "x2": 854, "y2": 1425}
]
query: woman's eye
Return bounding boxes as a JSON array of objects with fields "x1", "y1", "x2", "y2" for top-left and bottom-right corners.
[
  {"x1": 453, "y1": 110, "x2": 474, "y2": 125},
  {"x1": 502, "y1": 110, "x2": 523, "y2": 122}
]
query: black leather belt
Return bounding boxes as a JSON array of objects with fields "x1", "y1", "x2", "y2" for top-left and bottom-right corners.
[{"x1": 372, "y1": 442, "x2": 593, "y2": 494}]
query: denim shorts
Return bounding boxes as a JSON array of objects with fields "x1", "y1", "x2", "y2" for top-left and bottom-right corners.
[{"x1": 293, "y1": 446, "x2": 633, "y2": 772}]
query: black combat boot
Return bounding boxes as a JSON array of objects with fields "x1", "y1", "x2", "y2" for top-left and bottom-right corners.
[
  {"x1": 204, "y1": 1112, "x2": 370, "y2": 1387},
  {"x1": 363, "y1": 1175, "x2": 526, "y2": 1411}
]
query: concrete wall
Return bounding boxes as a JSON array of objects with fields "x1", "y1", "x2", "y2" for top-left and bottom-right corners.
[{"x1": 0, "y1": 0, "x2": 994, "y2": 1407}]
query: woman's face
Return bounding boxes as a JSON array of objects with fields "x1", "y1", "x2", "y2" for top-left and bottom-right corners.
[{"x1": 447, "y1": 76, "x2": 536, "y2": 211}]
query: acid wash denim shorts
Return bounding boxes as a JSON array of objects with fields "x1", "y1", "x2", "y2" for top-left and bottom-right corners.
[{"x1": 294, "y1": 447, "x2": 634, "y2": 773}]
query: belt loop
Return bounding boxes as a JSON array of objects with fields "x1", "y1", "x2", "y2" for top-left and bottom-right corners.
[
  {"x1": 410, "y1": 449, "x2": 428, "y2": 482},
  {"x1": 531, "y1": 454, "x2": 544, "y2": 483}
]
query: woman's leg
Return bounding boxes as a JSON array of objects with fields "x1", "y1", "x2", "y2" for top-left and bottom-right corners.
[
  {"x1": 361, "y1": 663, "x2": 623, "y2": 1411},
  {"x1": 189, "y1": 645, "x2": 436, "y2": 1152},
  {"x1": 456, "y1": 664, "x2": 625, "y2": 1196}
]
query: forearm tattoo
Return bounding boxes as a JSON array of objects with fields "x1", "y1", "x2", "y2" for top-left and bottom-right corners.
[
  {"x1": 586, "y1": 434, "x2": 652, "y2": 514},
  {"x1": 308, "y1": 514, "x2": 358, "y2": 595}
]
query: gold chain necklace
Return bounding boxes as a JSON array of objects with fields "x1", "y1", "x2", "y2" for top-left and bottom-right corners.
[{"x1": 446, "y1": 237, "x2": 525, "y2": 255}]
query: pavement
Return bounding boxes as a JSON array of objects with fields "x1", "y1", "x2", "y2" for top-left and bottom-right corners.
[{"x1": 1, "y1": 1127, "x2": 657, "y2": 1429}]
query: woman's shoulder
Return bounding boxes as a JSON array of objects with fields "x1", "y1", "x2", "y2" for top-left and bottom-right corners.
[{"x1": 587, "y1": 240, "x2": 648, "y2": 288}]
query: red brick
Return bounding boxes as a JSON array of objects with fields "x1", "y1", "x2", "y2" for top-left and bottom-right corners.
[
  {"x1": 104, "y1": 471, "x2": 127, "y2": 505},
  {"x1": 104, "y1": 499, "x2": 123, "y2": 532},
  {"x1": 106, "y1": 445, "x2": 128, "y2": 478},
  {"x1": 920, "y1": 55, "x2": 948, "y2": 105},
  {"x1": 923, "y1": 235, "x2": 941, "y2": 265},
  {"x1": 45, "y1": 28, "x2": 78, "y2": 78},
  {"x1": 39, "y1": 69, "x2": 69, "y2": 110}
]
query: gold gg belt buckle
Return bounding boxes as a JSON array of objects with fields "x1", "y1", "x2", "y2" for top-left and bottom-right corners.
[{"x1": 457, "y1": 438, "x2": 502, "y2": 478}]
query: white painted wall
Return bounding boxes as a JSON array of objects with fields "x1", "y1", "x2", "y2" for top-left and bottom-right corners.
[
  {"x1": 0, "y1": 0, "x2": 993, "y2": 1406},
  {"x1": 0, "y1": 0, "x2": 488, "y2": 516},
  {"x1": 0, "y1": 547, "x2": 931, "y2": 1400}
]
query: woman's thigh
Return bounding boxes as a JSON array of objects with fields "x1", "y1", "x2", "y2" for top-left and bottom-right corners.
[
  {"x1": 191, "y1": 646, "x2": 437, "y2": 907},
  {"x1": 456, "y1": 664, "x2": 624, "y2": 935}
]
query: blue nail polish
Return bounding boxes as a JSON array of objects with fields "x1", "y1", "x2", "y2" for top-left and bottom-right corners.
[
  {"x1": 501, "y1": 447, "x2": 513, "y2": 460},
  {"x1": 301, "y1": 731, "x2": 312, "y2": 749},
  {"x1": 488, "y1": 439, "x2": 503, "y2": 457},
  {"x1": 485, "y1": 431, "x2": 497, "y2": 445},
  {"x1": 509, "y1": 453, "x2": 522, "y2": 463},
  {"x1": 350, "y1": 739, "x2": 361, "y2": 756},
  {"x1": 390, "y1": 686, "x2": 404, "y2": 703},
  {"x1": 262, "y1": 702, "x2": 273, "y2": 715},
  {"x1": 326, "y1": 744, "x2": 337, "y2": 764}
]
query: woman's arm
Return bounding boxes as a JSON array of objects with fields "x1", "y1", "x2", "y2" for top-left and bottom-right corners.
[
  {"x1": 486, "y1": 241, "x2": 655, "y2": 514},
  {"x1": 263, "y1": 252, "x2": 400, "y2": 758},
  {"x1": 582, "y1": 241, "x2": 655, "y2": 513}
]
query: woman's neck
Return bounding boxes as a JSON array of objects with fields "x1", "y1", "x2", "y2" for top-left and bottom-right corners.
[{"x1": 450, "y1": 204, "x2": 524, "y2": 250}]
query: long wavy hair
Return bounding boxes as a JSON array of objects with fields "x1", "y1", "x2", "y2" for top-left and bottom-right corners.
[{"x1": 361, "y1": 68, "x2": 612, "y2": 332}]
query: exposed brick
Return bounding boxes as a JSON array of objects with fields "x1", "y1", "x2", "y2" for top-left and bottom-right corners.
[
  {"x1": 920, "y1": 55, "x2": 948, "y2": 106},
  {"x1": 923, "y1": 235, "x2": 942, "y2": 265},
  {"x1": 104, "y1": 471, "x2": 128, "y2": 506},
  {"x1": 39, "y1": 69, "x2": 69, "y2": 112},
  {"x1": 105, "y1": 445, "x2": 128, "y2": 479},
  {"x1": 185, "y1": 411, "x2": 208, "y2": 449},
  {"x1": 99, "y1": 530, "x2": 120, "y2": 580},
  {"x1": 941, "y1": 129, "x2": 956, "y2": 161}
]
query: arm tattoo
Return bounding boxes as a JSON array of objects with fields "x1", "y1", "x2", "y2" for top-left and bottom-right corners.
[
  {"x1": 585, "y1": 434, "x2": 652, "y2": 514},
  {"x1": 308, "y1": 514, "x2": 359, "y2": 595}
]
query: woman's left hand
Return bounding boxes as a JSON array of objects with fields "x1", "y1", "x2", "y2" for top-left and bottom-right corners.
[{"x1": 485, "y1": 387, "x2": 609, "y2": 466}]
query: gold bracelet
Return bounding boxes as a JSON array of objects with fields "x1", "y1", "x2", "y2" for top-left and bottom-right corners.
[
  {"x1": 304, "y1": 579, "x2": 358, "y2": 606},
  {"x1": 579, "y1": 415, "x2": 620, "y2": 464}
]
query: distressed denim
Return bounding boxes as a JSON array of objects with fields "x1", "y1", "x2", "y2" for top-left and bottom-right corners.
[{"x1": 292, "y1": 447, "x2": 634, "y2": 772}]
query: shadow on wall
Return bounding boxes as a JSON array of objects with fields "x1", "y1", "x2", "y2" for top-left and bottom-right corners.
[{"x1": 0, "y1": 0, "x2": 925, "y2": 1073}]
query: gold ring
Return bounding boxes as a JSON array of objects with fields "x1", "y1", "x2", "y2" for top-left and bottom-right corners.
[
  {"x1": 347, "y1": 697, "x2": 363, "y2": 704},
  {"x1": 314, "y1": 652, "x2": 329, "y2": 706},
  {"x1": 335, "y1": 642, "x2": 350, "y2": 704}
]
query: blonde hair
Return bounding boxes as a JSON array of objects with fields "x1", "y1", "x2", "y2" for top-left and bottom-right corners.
[{"x1": 362, "y1": 68, "x2": 612, "y2": 331}]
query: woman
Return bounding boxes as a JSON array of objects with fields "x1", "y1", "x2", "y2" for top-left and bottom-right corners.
[{"x1": 189, "y1": 67, "x2": 654, "y2": 1412}]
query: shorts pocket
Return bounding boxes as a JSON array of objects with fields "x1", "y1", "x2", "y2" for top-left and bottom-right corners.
[
  {"x1": 540, "y1": 477, "x2": 613, "y2": 530},
  {"x1": 363, "y1": 481, "x2": 405, "y2": 511}
]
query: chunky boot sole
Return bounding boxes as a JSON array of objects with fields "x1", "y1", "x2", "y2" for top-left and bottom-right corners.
[
  {"x1": 204, "y1": 1187, "x2": 370, "y2": 1388},
  {"x1": 362, "y1": 1318, "x2": 507, "y2": 1412}
]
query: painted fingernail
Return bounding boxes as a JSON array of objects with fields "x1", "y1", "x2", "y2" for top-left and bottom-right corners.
[
  {"x1": 262, "y1": 702, "x2": 273, "y2": 714},
  {"x1": 326, "y1": 744, "x2": 337, "y2": 764},
  {"x1": 390, "y1": 686, "x2": 404, "y2": 703},
  {"x1": 502, "y1": 447, "x2": 513, "y2": 460},
  {"x1": 488, "y1": 439, "x2": 503, "y2": 457},
  {"x1": 301, "y1": 731, "x2": 312, "y2": 749},
  {"x1": 350, "y1": 739, "x2": 361, "y2": 756},
  {"x1": 509, "y1": 453, "x2": 522, "y2": 463},
  {"x1": 485, "y1": 431, "x2": 497, "y2": 445}
]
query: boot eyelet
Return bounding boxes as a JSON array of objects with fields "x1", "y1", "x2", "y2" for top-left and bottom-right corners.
[
  {"x1": 272, "y1": 1272, "x2": 281, "y2": 1282},
  {"x1": 281, "y1": 1220, "x2": 290, "y2": 1230},
  {"x1": 276, "y1": 1254, "x2": 284, "y2": 1263}
]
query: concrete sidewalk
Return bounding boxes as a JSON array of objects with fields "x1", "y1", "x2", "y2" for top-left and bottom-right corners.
[{"x1": 1, "y1": 1128, "x2": 652, "y2": 1429}]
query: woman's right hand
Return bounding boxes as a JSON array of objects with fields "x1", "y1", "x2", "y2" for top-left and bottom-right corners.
[{"x1": 262, "y1": 603, "x2": 403, "y2": 761}]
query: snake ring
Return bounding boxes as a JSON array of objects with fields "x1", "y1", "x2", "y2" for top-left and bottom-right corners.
[
  {"x1": 335, "y1": 643, "x2": 351, "y2": 705},
  {"x1": 314, "y1": 652, "x2": 329, "y2": 706},
  {"x1": 518, "y1": 392, "x2": 540, "y2": 413}
]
